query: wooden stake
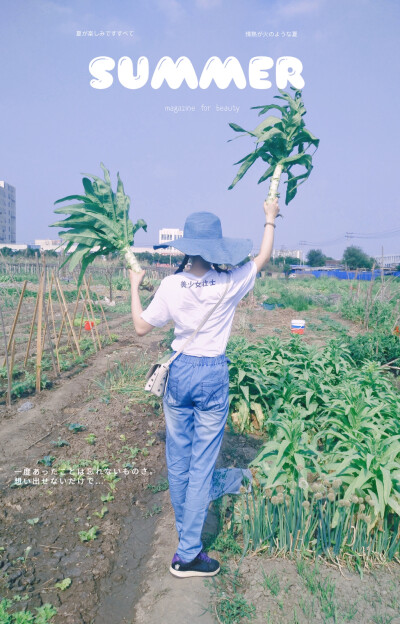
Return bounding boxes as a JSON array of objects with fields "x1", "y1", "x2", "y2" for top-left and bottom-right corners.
[
  {"x1": 2, "y1": 280, "x2": 27, "y2": 367},
  {"x1": 0, "y1": 302, "x2": 12, "y2": 407},
  {"x1": 91, "y1": 291, "x2": 111, "y2": 341},
  {"x1": 54, "y1": 281, "x2": 73, "y2": 354},
  {"x1": 83, "y1": 276, "x2": 101, "y2": 350},
  {"x1": 76, "y1": 280, "x2": 98, "y2": 351},
  {"x1": 9, "y1": 338, "x2": 16, "y2": 390},
  {"x1": 48, "y1": 272, "x2": 60, "y2": 372},
  {"x1": 24, "y1": 284, "x2": 40, "y2": 367},
  {"x1": 36, "y1": 272, "x2": 45, "y2": 393},
  {"x1": 39, "y1": 256, "x2": 58, "y2": 377},
  {"x1": 55, "y1": 277, "x2": 81, "y2": 355}
]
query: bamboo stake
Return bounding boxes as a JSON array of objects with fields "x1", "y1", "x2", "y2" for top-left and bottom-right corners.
[
  {"x1": 91, "y1": 291, "x2": 111, "y2": 340},
  {"x1": 9, "y1": 338, "x2": 16, "y2": 390},
  {"x1": 56, "y1": 282, "x2": 83, "y2": 353},
  {"x1": 76, "y1": 279, "x2": 98, "y2": 351},
  {"x1": 84, "y1": 276, "x2": 99, "y2": 351},
  {"x1": 54, "y1": 280, "x2": 73, "y2": 354},
  {"x1": 48, "y1": 272, "x2": 60, "y2": 372},
  {"x1": 36, "y1": 271, "x2": 45, "y2": 393},
  {"x1": 0, "y1": 302, "x2": 12, "y2": 407},
  {"x1": 83, "y1": 275, "x2": 101, "y2": 349},
  {"x1": 24, "y1": 285, "x2": 40, "y2": 367},
  {"x1": 55, "y1": 277, "x2": 81, "y2": 355},
  {"x1": 2, "y1": 280, "x2": 27, "y2": 367},
  {"x1": 39, "y1": 255, "x2": 58, "y2": 377}
]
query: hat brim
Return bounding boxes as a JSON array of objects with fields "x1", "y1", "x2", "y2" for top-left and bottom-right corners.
[{"x1": 167, "y1": 236, "x2": 253, "y2": 266}]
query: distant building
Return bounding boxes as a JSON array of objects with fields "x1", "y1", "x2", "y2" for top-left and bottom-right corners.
[
  {"x1": 374, "y1": 253, "x2": 400, "y2": 268},
  {"x1": 272, "y1": 248, "x2": 303, "y2": 262},
  {"x1": 158, "y1": 228, "x2": 183, "y2": 246},
  {"x1": 35, "y1": 239, "x2": 63, "y2": 252},
  {"x1": 0, "y1": 181, "x2": 16, "y2": 244}
]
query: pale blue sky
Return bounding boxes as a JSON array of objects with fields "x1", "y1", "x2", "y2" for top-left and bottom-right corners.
[{"x1": 0, "y1": 0, "x2": 399, "y2": 260}]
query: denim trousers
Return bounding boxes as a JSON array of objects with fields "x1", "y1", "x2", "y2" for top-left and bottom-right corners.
[{"x1": 163, "y1": 351, "x2": 252, "y2": 563}]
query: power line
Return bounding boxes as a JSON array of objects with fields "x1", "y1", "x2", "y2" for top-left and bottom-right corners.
[
  {"x1": 299, "y1": 236, "x2": 345, "y2": 247},
  {"x1": 346, "y1": 227, "x2": 400, "y2": 240}
]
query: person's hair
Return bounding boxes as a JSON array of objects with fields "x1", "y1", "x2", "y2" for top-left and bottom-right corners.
[
  {"x1": 174, "y1": 255, "x2": 229, "y2": 274},
  {"x1": 174, "y1": 255, "x2": 190, "y2": 274}
]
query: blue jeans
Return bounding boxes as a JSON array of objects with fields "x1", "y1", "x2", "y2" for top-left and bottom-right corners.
[{"x1": 163, "y1": 352, "x2": 252, "y2": 563}]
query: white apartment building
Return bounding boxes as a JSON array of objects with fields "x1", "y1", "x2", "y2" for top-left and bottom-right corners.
[
  {"x1": 158, "y1": 228, "x2": 183, "y2": 245},
  {"x1": 374, "y1": 253, "x2": 400, "y2": 268},
  {"x1": 0, "y1": 181, "x2": 16, "y2": 244}
]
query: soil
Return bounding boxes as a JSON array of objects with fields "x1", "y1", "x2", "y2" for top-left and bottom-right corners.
[
  {"x1": 0, "y1": 297, "x2": 395, "y2": 624},
  {"x1": 218, "y1": 555, "x2": 400, "y2": 623}
]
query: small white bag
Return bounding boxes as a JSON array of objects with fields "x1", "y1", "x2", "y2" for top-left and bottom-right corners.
[{"x1": 144, "y1": 274, "x2": 231, "y2": 397}]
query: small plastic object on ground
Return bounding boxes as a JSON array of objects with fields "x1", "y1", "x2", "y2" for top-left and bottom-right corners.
[
  {"x1": 291, "y1": 319, "x2": 305, "y2": 334},
  {"x1": 17, "y1": 401, "x2": 34, "y2": 412}
]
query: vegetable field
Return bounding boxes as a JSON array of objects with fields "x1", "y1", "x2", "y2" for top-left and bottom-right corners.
[
  {"x1": 0, "y1": 256, "x2": 159, "y2": 407},
  {"x1": 1, "y1": 266, "x2": 400, "y2": 624}
]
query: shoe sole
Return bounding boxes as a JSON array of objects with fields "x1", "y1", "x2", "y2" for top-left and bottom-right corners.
[{"x1": 169, "y1": 565, "x2": 220, "y2": 578}]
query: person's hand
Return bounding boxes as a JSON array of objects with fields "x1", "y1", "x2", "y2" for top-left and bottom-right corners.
[
  {"x1": 128, "y1": 268, "x2": 146, "y2": 289},
  {"x1": 263, "y1": 197, "x2": 280, "y2": 222}
]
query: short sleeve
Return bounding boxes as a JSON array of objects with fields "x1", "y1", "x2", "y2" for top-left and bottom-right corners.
[
  {"x1": 140, "y1": 280, "x2": 172, "y2": 328},
  {"x1": 229, "y1": 260, "x2": 257, "y2": 301}
]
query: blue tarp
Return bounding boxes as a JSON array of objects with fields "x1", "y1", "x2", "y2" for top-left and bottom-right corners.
[{"x1": 291, "y1": 269, "x2": 400, "y2": 281}]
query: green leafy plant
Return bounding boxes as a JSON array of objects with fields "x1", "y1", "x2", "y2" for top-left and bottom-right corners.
[
  {"x1": 66, "y1": 423, "x2": 86, "y2": 433},
  {"x1": 50, "y1": 437, "x2": 70, "y2": 447},
  {"x1": 85, "y1": 433, "x2": 97, "y2": 445},
  {"x1": 93, "y1": 506, "x2": 108, "y2": 519},
  {"x1": 54, "y1": 578, "x2": 72, "y2": 591},
  {"x1": 228, "y1": 87, "x2": 319, "y2": 205},
  {"x1": 37, "y1": 456, "x2": 56, "y2": 467},
  {"x1": 78, "y1": 526, "x2": 99, "y2": 542},
  {"x1": 50, "y1": 162, "x2": 147, "y2": 285}
]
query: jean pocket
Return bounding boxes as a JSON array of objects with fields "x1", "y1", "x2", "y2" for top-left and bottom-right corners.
[
  {"x1": 165, "y1": 378, "x2": 179, "y2": 405},
  {"x1": 200, "y1": 378, "x2": 228, "y2": 411}
]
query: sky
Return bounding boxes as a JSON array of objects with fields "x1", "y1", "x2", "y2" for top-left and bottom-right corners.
[{"x1": 0, "y1": 0, "x2": 399, "y2": 261}]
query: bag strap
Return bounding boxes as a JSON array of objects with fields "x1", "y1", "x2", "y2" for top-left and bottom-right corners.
[{"x1": 165, "y1": 272, "x2": 231, "y2": 368}]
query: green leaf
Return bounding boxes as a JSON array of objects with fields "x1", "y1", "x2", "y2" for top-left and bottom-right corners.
[
  {"x1": 241, "y1": 385, "x2": 250, "y2": 402},
  {"x1": 82, "y1": 177, "x2": 98, "y2": 203},
  {"x1": 77, "y1": 249, "x2": 107, "y2": 287},
  {"x1": 285, "y1": 170, "x2": 298, "y2": 205},
  {"x1": 228, "y1": 122, "x2": 255, "y2": 135},
  {"x1": 54, "y1": 194, "x2": 96, "y2": 205},
  {"x1": 388, "y1": 496, "x2": 400, "y2": 516},
  {"x1": 66, "y1": 244, "x2": 90, "y2": 272},
  {"x1": 253, "y1": 116, "x2": 283, "y2": 137},
  {"x1": 132, "y1": 219, "x2": 147, "y2": 237},
  {"x1": 257, "y1": 164, "x2": 275, "y2": 185},
  {"x1": 228, "y1": 152, "x2": 259, "y2": 189},
  {"x1": 59, "y1": 229, "x2": 109, "y2": 247},
  {"x1": 250, "y1": 104, "x2": 286, "y2": 116}
]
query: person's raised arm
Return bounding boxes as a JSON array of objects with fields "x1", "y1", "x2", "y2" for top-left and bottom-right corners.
[
  {"x1": 253, "y1": 198, "x2": 280, "y2": 274},
  {"x1": 129, "y1": 269, "x2": 155, "y2": 336}
]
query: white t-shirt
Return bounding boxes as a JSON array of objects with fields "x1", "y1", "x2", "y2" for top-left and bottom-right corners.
[{"x1": 140, "y1": 260, "x2": 258, "y2": 356}]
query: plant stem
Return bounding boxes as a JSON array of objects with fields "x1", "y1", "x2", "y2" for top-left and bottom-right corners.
[
  {"x1": 266, "y1": 163, "x2": 283, "y2": 201},
  {"x1": 122, "y1": 245, "x2": 142, "y2": 272}
]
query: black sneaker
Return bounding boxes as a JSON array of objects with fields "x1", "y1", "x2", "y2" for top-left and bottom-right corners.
[{"x1": 169, "y1": 550, "x2": 220, "y2": 578}]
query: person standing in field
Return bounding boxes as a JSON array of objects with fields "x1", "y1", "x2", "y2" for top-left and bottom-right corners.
[{"x1": 129, "y1": 198, "x2": 279, "y2": 578}]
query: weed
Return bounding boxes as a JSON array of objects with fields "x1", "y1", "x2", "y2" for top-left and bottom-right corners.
[
  {"x1": 147, "y1": 479, "x2": 169, "y2": 493},
  {"x1": 143, "y1": 504, "x2": 162, "y2": 518},
  {"x1": 261, "y1": 570, "x2": 280, "y2": 596}
]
